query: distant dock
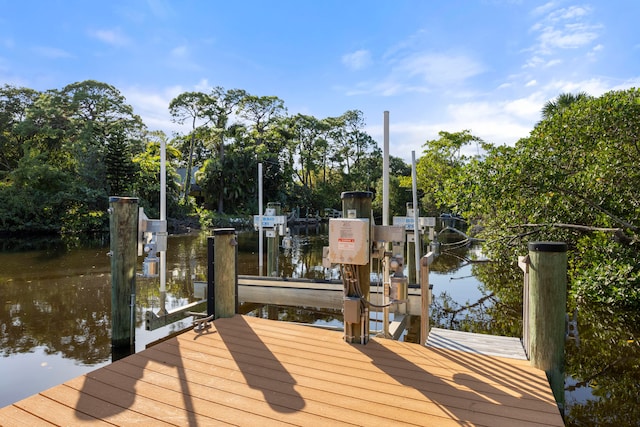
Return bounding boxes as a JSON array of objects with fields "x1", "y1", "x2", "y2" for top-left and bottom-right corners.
[{"x1": 1, "y1": 315, "x2": 564, "y2": 426}]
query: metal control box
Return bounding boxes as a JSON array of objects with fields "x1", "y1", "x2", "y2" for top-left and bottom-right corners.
[
  {"x1": 328, "y1": 218, "x2": 370, "y2": 265},
  {"x1": 343, "y1": 297, "x2": 361, "y2": 324}
]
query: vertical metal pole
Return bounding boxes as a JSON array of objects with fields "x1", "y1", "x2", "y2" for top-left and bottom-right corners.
[
  {"x1": 130, "y1": 293, "x2": 135, "y2": 347},
  {"x1": 383, "y1": 111, "x2": 389, "y2": 227},
  {"x1": 258, "y1": 163, "x2": 264, "y2": 276},
  {"x1": 420, "y1": 253, "x2": 433, "y2": 346},
  {"x1": 411, "y1": 151, "x2": 421, "y2": 285},
  {"x1": 109, "y1": 196, "x2": 138, "y2": 351},
  {"x1": 158, "y1": 138, "x2": 168, "y2": 315},
  {"x1": 528, "y1": 241, "x2": 567, "y2": 412},
  {"x1": 382, "y1": 111, "x2": 390, "y2": 338}
]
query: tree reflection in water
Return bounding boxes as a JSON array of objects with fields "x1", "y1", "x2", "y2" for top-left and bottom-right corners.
[{"x1": 1, "y1": 229, "x2": 639, "y2": 425}]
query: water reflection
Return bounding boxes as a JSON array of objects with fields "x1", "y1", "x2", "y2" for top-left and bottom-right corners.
[{"x1": 1, "y1": 229, "x2": 639, "y2": 426}]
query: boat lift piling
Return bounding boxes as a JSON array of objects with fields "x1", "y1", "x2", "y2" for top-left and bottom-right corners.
[
  {"x1": 108, "y1": 196, "x2": 138, "y2": 355},
  {"x1": 519, "y1": 242, "x2": 567, "y2": 412}
]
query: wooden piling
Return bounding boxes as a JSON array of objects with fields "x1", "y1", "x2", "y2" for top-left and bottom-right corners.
[
  {"x1": 527, "y1": 241, "x2": 567, "y2": 410},
  {"x1": 214, "y1": 228, "x2": 238, "y2": 319},
  {"x1": 108, "y1": 196, "x2": 138, "y2": 351},
  {"x1": 341, "y1": 191, "x2": 372, "y2": 344},
  {"x1": 207, "y1": 236, "x2": 215, "y2": 317}
]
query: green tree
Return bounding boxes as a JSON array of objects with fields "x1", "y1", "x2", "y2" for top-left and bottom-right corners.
[
  {"x1": 416, "y1": 130, "x2": 483, "y2": 216},
  {"x1": 0, "y1": 85, "x2": 39, "y2": 176},
  {"x1": 201, "y1": 87, "x2": 247, "y2": 213},
  {"x1": 132, "y1": 131, "x2": 182, "y2": 218},
  {"x1": 105, "y1": 130, "x2": 136, "y2": 196},
  {"x1": 450, "y1": 89, "x2": 640, "y2": 307},
  {"x1": 169, "y1": 91, "x2": 211, "y2": 204},
  {"x1": 237, "y1": 95, "x2": 288, "y2": 206},
  {"x1": 61, "y1": 80, "x2": 144, "y2": 197},
  {"x1": 372, "y1": 156, "x2": 412, "y2": 218},
  {"x1": 541, "y1": 91, "x2": 591, "y2": 120}
]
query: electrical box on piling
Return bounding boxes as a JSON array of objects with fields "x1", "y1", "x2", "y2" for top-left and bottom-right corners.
[{"x1": 328, "y1": 218, "x2": 370, "y2": 265}]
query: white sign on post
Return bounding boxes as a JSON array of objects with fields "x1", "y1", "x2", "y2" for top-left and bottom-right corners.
[
  {"x1": 393, "y1": 216, "x2": 416, "y2": 230},
  {"x1": 253, "y1": 215, "x2": 286, "y2": 229},
  {"x1": 393, "y1": 216, "x2": 436, "y2": 231}
]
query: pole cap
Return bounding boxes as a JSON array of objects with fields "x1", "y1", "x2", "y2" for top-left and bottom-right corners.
[
  {"x1": 109, "y1": 196, "x2": 139, "y2": 203},
  {"x1": 528, "y1": 241, "x2": 567, "y2": 252},
  {"x1": 213, "y1": 228, "x2": 236, "y2": 235},
  {"x1": 341, "y1": 191, "x2": 373, "y2": 200}
]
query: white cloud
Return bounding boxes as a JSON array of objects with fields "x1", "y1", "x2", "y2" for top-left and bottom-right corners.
[
  {"x1": 167, "y1": 44, "x2": 203, "y2": 71},
  {"x1": 194, "y1": 78, "x2": 212, "y2": 92},
  {"x1": 146, "y1": 0, "x2": 173, "y2": 18},
  {"x1": 530, "y1": 5, "x2": 601, "y2": 52},
  {"x1": 171, "y1": 45, "x2": 188, "y2": 58},
  {"x1": 503, "y1": 93, "x2": 548, "y2": 121},
  {"x1": 123, "y1": 85, "x2": 186, "y2": 135},
  {"x1": 538, "y1": 23, "x2": 601, "y2": 50},
  {"x1": 2, "y1": 38, "x2": 14, "y2": 49},
  {"x1": 531, "y1": 1, "x2": 558, "y2": 17},
  {"x1": 89, "y1": 28, "x2": 131, "y2": 47},
  {"x1": 394, "y1": 52, "x2": 485, "y2": 87},
  {"x1": 342, "y1": 49, "x2": 372, "y2": 71},
  {"x1": 32, "y1": 46, "x2": 73, "y2": 59}
]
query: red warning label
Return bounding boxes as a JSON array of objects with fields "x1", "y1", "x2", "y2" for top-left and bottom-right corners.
[{"x1": 338, "y1": 237, "x2": 355, "y2": 250}]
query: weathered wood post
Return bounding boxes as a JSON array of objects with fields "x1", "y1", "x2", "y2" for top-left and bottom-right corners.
[
  {"x1": 207, "y1": 236, "x2": 215, "y2": 317},
  {"x1": 341, "y1": 191, "x2": 372, "y2": 344},
  {"x1": 108, "y1": 196, "x2": 138, "y2": 352},
  {"x1": 214, "y1": 228, "x2": 238, "y2": 319},
  {"x1": 527, "y1": 241, "x2": 567, "y2": 410}
]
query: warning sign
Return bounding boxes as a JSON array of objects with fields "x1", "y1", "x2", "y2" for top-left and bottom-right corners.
[
  {"x1": 338, "y1": 237, "x2": 355, "y2": 251},
  {"x1": 328, "y1": 218, "x2": 370, "y2": 265}
]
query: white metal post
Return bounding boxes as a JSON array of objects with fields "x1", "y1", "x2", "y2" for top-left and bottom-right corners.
[
  {"x1": 258, "y1": 163, "x2": 264, "y2": 276},
  {"x1": 383, "y1": 111, "x2": 390, "y2": 338},
  {"x1": 411, "y1": 151, "x2": 421, "y2": 285}
]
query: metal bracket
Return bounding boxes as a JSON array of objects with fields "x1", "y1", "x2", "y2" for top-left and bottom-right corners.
[{"x1": 187, "y1": 311, "x2": 214, "y2": 332}]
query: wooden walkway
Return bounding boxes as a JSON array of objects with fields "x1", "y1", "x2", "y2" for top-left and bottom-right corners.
[
  {"x1": 0, "y1": 315, "x2": 564, "y2": 426},
  {"x1": 426, "y1": 327, "x2": 529, "y2": 360}
]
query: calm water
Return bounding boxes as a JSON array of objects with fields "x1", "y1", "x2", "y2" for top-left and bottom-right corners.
[{"x1": 1, "y1": 227, "x2": 638, "y2": 425}]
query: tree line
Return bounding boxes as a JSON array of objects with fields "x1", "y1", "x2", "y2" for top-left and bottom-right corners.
[
  {"x1": 0, "y1": 80, "x2": 409, "y2": 234},
  {"x1": 2, "y1": 78, "x2": 638, "y2": 307}
]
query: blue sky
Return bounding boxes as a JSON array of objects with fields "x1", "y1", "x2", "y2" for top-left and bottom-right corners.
[{"x1": 1, "y1": 0, "x2": 639, "y2": 162}]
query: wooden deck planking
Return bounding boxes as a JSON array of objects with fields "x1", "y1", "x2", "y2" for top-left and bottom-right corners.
[
  {"x1": 427, "y1": 327, "x2": 529, "y2": 360},
  {"x1": 1, "y1": 315, "x2": 564, "y2": 426}
]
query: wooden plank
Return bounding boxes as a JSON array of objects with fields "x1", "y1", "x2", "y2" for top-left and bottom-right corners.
[
  {"x1": 41, "y1": 384, "x2": 172, "y2": 426},
  {"x1": 389, "y1": 314, "x2": 409, "y2": 340},
  {"x1": 427, "y1": 327, "x2": 528, "y2": 360},
  {"x1": 210, "y1": 317, "x2": 560, "y2": 419},
  {"x1": 0, "y1": 405, "x2": 56, "y2": 427},
  {"x1": 12, "y1": 393, "x2": 112, "y2": 426},
  {"x1": 137, "y1": 341, "x2": 453, "y2": 425},
  {"x1": 0, "y1": 315, "x2": 563, "y2": 426},
  {"x1": 87, "y1": 362, "x2": 298, "y2": 426}
]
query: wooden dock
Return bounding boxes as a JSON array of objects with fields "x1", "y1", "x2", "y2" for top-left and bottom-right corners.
[
  {"x1": 0, "y1": 315, "x2": 564, "y2": 426},
  {"x1": 426, "y1": 327, "x2": 529, "y2": 360}
]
